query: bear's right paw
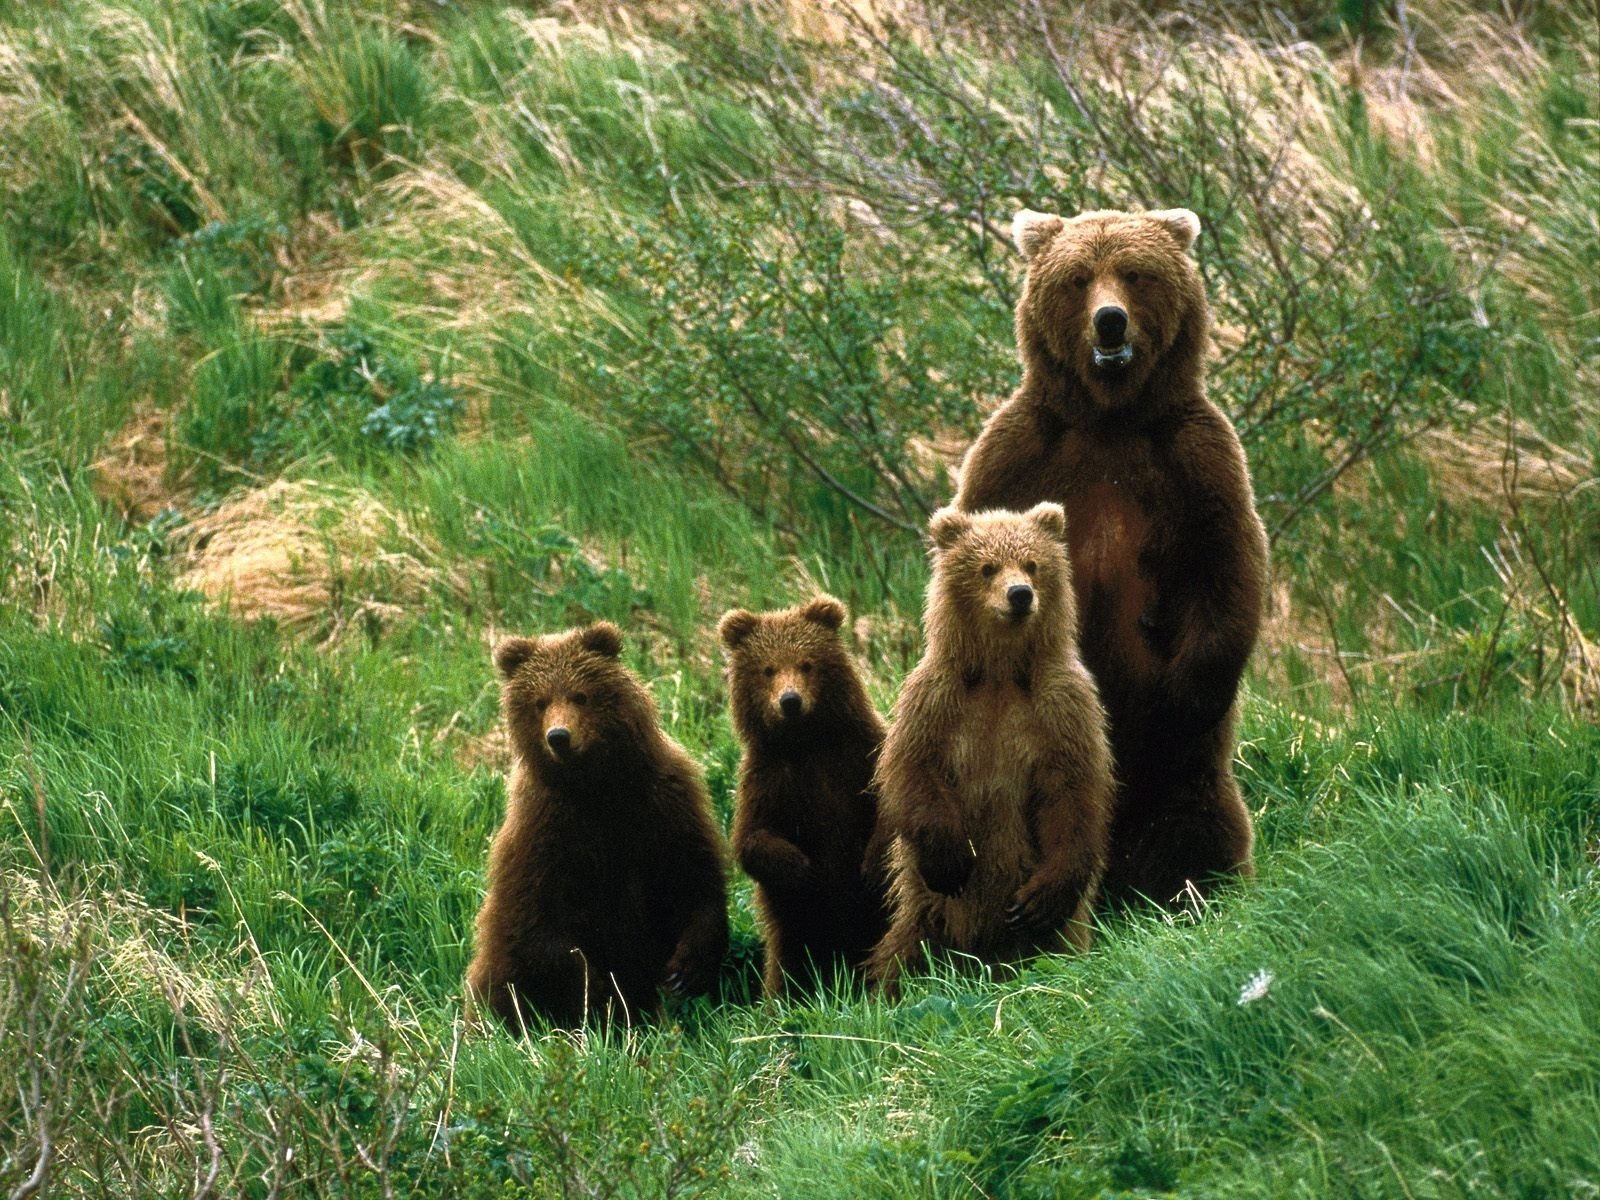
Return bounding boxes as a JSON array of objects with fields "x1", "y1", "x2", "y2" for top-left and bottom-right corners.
[
  {"x1": 741, "y1": 840, "x2": 814, "y2": 892},
  {"x1": 915, "y1": 828, "x2": 976, "y2": 897}
]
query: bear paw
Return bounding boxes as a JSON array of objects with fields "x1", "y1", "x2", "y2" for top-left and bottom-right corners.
[
  {"x1": 1004, "y1": 875, "x2": 1081, "y2": 934},
  {"x1": 915, "y1": 827, "x2": 976, "y2": 897}
]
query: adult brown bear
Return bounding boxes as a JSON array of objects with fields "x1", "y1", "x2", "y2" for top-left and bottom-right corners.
[{"x1": 956, "y1": 208, "x2": 1268, "y2": 909}]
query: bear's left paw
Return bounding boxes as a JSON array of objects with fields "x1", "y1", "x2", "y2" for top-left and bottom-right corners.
[
  {"x1": 1005, "y1": 876, "x2": 1079, "y2": 934},
  {"x1": 661, "y1": 951, "x2": 715, "y2": 999}
]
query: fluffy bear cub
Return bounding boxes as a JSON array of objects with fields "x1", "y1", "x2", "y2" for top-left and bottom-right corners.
[
  {"x1": 957, "y1": 208, "x2": 1268, "y2": 908},
  {"x1": 868, "y1": 505, "x2": 1114, "y2": 997},
  {"x1": 720, "y1": 595, "x2": 891, "y2": 997},
  {"x1": 466, "y1": 622, "x2": 728, "y2": 1031}
]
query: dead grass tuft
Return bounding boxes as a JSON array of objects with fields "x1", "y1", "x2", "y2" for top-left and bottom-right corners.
[
  {"x1": 89, "y1": 404, "x2": 180, "y2": 520},
  {"x1": 1419, "y1": 419, "x2": 1592, "y2": 509},
  {"x1": 176, "y1": 480, "x2": 461, "y2": 645}
]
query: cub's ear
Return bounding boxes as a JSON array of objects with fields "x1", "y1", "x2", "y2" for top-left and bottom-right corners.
[
  {"x1": 493, "y1": 636, "x2": 537, "y2": 678},
  {"x1": 1012, "y1": 209, "x2": 1064, "y2": 261},
  {"x1": 1027, "y1": 501, "x2": 1067, "y2": 541},
  {"x1": 1148, "y1": 208, "x2": 1201, "y2": 250},
  {"x1": 800, "y1": 595, "x2": 847, "y2": 631},
  {"x1": 928, "y1": 506, "x2": 972, "y2": 552},
  {"x1": 578, "y1": 621, "x2": 623, "y2": 658},
  {"x1": 718, "y1": 609, "x2": 760, "y2": 650}
]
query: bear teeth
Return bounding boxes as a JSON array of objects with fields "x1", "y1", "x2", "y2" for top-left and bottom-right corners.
[{"x1": 1093, "y1": 344, "x2": 1134, "y2": 368}]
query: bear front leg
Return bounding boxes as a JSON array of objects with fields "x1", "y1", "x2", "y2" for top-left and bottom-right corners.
[
  {"x1": 908, "y1": 814, "x2": 975, "y2": 897},
  {"x1": 1005, "y1": 762, "x2": 1111, "y2": 940},
  {"x1": 662, "y1": 890, "x2": 730, "y2": 1001},
  {"x1": 735, "y1": 828, "x2": 814, "y2": 894}
]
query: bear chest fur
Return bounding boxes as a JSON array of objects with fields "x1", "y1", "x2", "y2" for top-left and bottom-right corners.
[{"x1": 943, "y1": 681, "x2": 1039, "y2": 870}]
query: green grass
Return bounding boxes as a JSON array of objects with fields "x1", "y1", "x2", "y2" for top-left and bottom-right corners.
[{"x1": 0, "y1": 1, "x2": 1596, "y2": 1197}]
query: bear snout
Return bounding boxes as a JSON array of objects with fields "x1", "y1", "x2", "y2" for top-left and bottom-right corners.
[
  {"x1": 545, "y1": 726, "x2": 572, "y2": 756},
  {"x1": 778, "y1": 689, "x2": 804, "y2": 718},
  {"x1": 1006, "y1": 583, "x2": 1035, "y2": 616},
  {"x1": 1093, "y1": 305, "x2": 1129, "y2": 347}
]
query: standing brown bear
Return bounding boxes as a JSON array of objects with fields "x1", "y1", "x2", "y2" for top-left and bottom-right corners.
[
  {"x1": 465, "y1": 622, "x2": 729, "y2": 1030},
  {"x1": 719, "y1": 595, "x2": 891, "y2": 997},
  {"x1": 868, "y1": 504, "x2": 1113, "y2": 997},
  {"x1": 956, "y1": 207, "x2": 1269, "y2": 909}
]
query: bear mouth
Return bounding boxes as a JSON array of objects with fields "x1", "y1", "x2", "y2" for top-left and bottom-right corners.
[{"x1": 1092, "y1": 343, "x2": 1134, "y2": 370}]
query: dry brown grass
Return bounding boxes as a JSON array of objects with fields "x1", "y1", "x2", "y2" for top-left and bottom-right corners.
[
  {"x1": 176, "y1": 480, "x2": 462, "y2": 645},
  {"x1": 89, "y1": 404, "x2": 179, "y2": 520}
]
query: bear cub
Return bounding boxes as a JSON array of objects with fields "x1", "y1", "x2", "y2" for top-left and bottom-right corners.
[
  {"x1": 868, "y1": 504, "x2": 1113, "y2": 996},
  {"x1": 466, "y1": 622, "x2": 728, "y2": 1030},
  {"x1": 956, "y1": 207, "x2": 1268, "y2": 908},
  {"x1": 720, "y1": 595, "x2": 890, "y2": 996}
]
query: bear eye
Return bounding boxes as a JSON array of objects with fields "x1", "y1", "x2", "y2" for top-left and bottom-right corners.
[
  {"x1": 1070, "y1": 274, "x2": 1089, "y2": 289},
  {"x1": 981, "y1": 563, "x2": 999, "y2": 578},
  {"x1": 763, "y1": 666, "x2": 776, "y2": 678},
  {"x1": 799, "y1": 661, "x2": 813, "y2": 674},
  {"x1": 572, "y1": 692, "x2": 589, "y2": 706},
  {"x1": 534, "y1": 697, "x2": 549, "y2": 711},
  {"x1": 1024, "y1": 561, "x2": 1037, "y2": 575},
  {"x1": 1123, "y1": 270, "x2": 1142, "y2": 285}
]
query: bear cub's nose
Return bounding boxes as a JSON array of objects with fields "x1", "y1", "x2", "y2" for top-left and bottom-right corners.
[
  {"x1": 1093, "y1": 305, "x2": 1128, "y2": 346},
  {"x1": 778, "y1": 690, "x2": 804, "y2": 718},
  {"x1": 1007, "y1": 584, "x2": 1035, "y2": 615},
  {"x1": 545, "y1": 727, "x2": 572, "y2": 753}
]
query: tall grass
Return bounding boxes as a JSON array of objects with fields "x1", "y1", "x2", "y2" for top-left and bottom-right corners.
[{"x1": 0, "y1": 1, "x2": 1595, "y2": 1197}]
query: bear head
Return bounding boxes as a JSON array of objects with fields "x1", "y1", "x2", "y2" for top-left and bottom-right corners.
[
  {"x1": 493, "y1": 622, "x2": 653, "y2": 774},
  {"x1": 1011, "y1": 207, "x2": 1207, "y2": 409},
  {"x1": 925, "y1": 503, "x2": 1077, "y2": 645},
  {"x1": 719, "y1": 595, "x2": 861, "y2": 741}
]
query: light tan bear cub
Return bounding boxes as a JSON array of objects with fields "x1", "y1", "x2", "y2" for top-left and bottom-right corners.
[{"x1": 867, "y1": 503, "x2": 1114, "y2": 997}]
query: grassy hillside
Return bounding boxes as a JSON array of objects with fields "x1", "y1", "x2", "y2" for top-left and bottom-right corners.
[{"x1": 1, "y1": 1, "x2": 1596, "y2": 1196}]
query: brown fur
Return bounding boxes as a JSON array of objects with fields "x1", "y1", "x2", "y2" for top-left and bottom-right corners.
[
  {"x1": 956, "y1": 208, "x2": 1268, "y2": 909},
  {"x1": 465, "y1": 623, "x2": 728, "y2": 1030},
  {"x1": 720, "y1": 595, "x2": 891, "y2": 996},
  {"x1": 867, "y1": 505, "x2": 1113, "y2": 997}
]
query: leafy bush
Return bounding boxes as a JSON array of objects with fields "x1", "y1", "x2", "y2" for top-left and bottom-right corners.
[{"x1": 578, "y1": 192, "x2": 997, "y2": 540}]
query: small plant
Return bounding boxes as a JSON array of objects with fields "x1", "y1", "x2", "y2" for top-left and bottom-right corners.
[{"x1": 287, "y1": 325, "x2": 462, "y2": 454}]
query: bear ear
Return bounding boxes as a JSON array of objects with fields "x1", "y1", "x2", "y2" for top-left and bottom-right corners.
[
  {"x1": 1012, "y1": 209, "x2": 1065, "y2": 262},
  {"x1": 928, "y1": 506, "x2": 972, "y2": 552},
  {"x1": 718, "y1": 609, "x2": 760, "y2": 650},
  {"x1": 578, "y1": 621, "x2": 623, "y2": 658},
  {"x1": 1149, "y1": 208, "x2": 1201, "y2": 250},
  {"x1": 800, "y1": 594, "x2": 847, "y2": 631},
  {"x1": 493, "y1": 636, "x2": 537, "y2": 678},
  {"x1": 1027, "y1": 501, "x2": 1067, "y2": 542}
]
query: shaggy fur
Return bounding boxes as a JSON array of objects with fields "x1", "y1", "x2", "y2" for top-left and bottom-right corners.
[
  {"x1": 868, "y1": 505, "x2": 1113, "y2": 997},
  {"x1": 956, "y1": 208, "x2": 1268, "y2": 909},
  {"x1": 720, "y1": 595, "x2": 890, "y2": 996},
  {"x1": 465, "y1": 623, "x2": 728, "y2": 1030}
]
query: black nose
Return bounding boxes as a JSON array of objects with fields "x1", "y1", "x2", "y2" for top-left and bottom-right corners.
[
  {"x1": 545, "y1": 727, "x2": 571, "y2": 753},
  {"x1": 1007, "y1": 584, "x2": 1035, "y2": 614},
  {"x1": 779, "y1": 690, "x2": 803, "y2": 718},
  {"x1": 1093, "y1": 305, "x2": 1128, "y2": 346}
]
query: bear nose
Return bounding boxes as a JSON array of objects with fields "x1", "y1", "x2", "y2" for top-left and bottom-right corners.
[
  {"x1": 545, "y1": 727, "x2": 571, "y2": 754},
  {"x1": 1007, "y1": 584, "x2": 1035, "y2": 615},
  {"x1": 778, "y1": 690, "x2": 803, "y2": 718},
  {"x1": 1093, "y1": 305, "x2": 1128, "y2": 346}
]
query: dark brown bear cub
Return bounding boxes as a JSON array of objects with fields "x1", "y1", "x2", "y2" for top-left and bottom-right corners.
[
  {"x1": 868, "y1": 505, "x2": 1113, "y2": 997},
  {"x1": 465, "y1": 622, "x2": 728, "y2": 1030},
  {"x1": 956, "y1": 208, "x2": 1268, "y2": 909},
  {"x1": 720, "y1": 596, "x2": 890, "y2": 997}
]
